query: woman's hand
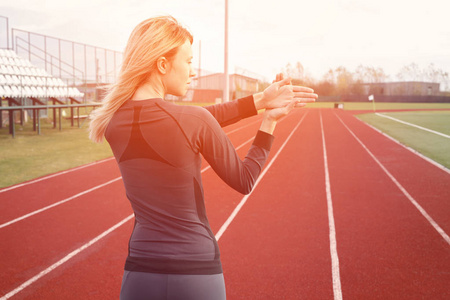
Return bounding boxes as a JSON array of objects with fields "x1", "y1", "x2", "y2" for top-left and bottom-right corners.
[
  {"x1": 259, "y1": 100, "x2": 298, "y2": 135},
  {"x1": 254, "y1": 73, "x2": 318, "y2": 110}
]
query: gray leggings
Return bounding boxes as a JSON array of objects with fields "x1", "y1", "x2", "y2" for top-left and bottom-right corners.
[{"x1": 120, "y1": 271, "x2": 226, "y2": 300}]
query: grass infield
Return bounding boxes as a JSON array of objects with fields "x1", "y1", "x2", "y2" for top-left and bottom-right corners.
[
  {"x1": 356, "y1": 111, "x2": 450, "y2": 169},
  {"x1": 0, "y1": 115, "x2": 113, "y2": 188}
]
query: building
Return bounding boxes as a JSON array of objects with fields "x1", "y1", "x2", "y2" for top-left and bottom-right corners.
[
  {"x1": 360, "y1": 81, "x2": 440, "y2": 96},
  {"x1": 190, "y1": 73, "x2": 260, "y2": 102}
]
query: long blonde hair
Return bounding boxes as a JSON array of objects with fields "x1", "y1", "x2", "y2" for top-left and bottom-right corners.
[{"x1": 89, "y1": 16, "x2": 193, "y2": 143}]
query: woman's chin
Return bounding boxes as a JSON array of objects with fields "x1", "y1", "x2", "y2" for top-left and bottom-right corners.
[{"x1": 168, "y1": 89, "x2": 188, "y2": 97}]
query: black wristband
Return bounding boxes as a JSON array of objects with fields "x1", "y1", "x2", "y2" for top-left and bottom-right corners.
[
  {"x1": 237, "y1": 95, "x2": 258, "y2": 119},
  {"x1": 252, "y1": 130, "x2": 274, "y2": 151}
]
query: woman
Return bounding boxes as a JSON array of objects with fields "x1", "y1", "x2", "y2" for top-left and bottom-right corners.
[{"x1": 90, "y1": 16, "x2": 317, "y2": 300}]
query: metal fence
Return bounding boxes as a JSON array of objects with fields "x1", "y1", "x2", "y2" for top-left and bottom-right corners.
[{"x1": 10, "y1": 28, "x2": 122, "y2": 101}]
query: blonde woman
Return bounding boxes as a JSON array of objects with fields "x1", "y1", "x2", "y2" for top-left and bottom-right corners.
[{"x1": 90, "y1": 16, "x2": 317, "y2": 300}]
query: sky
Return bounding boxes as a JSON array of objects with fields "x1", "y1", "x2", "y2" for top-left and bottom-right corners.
[{"x1": 0, "y1": 0, "x2": 449, "y2": 84}]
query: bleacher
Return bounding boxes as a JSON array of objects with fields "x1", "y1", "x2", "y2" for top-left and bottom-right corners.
[
  {"x1": 0, "y1": 49, "x2": 102, "y2": 137},
  {"x1": 0, "y1": 49, "x2": 83, "y2": 98}
]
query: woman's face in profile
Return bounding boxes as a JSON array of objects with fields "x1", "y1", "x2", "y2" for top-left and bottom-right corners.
[{"x1": 164, "y1": 39, "x2": 196, "y2": 96}]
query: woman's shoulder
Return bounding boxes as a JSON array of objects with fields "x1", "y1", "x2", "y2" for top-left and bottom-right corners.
[
  {"x1": 157, "y1": 102, "x2": 221, "y2": 137},
  {"x1": 160, "y1": 101, "x2": 213, "y2": 121}
]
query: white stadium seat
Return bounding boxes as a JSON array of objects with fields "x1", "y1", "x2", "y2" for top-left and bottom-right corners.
[
  {"x1": 48, "y1": 87, "x2": 56, "y2": 97},
  {"x1": 12, "y1": 75, "x2": 20, "y2": 85},
  {"x1": 24, "y1": 76, "x2": 32, "y2": 86},
  {"x1": 36, "y1": 77, "x2": 44, "y2": 86},
  {"x1": 24, "y1": 67, "x2": 32, "y2": 76},
  {"x1": 58, "y1": 87, "x2": 67, "y2": 97},
  {"x1": 3, "y1": 85, "x2": 12, "y2": 97},
  {"x1": 40, "y1": 77, "x2": 47, "y2": 86},
  {"x1": 5, "y1": 74, "x2": 13, "y2": 85},
  {"x1": 48, "y1": 77, "x2": 56, "y2": 86},
  {"x1": 12, "y1": 66, "x2": 20, "y2": 75},
  {"x1": 36, "y1": 86, "x2": 45, "y2": 97},
  {"x1": 31, "y1": 77, "x2": 38, "y2": 86},
  {"x1": 9, "y1": 50, "x2": 18, "y2": 58},
  {"x1": 10, "y1": 85, "x2": 21, "y2": 97},
  {"x1": 24, "y1": 86, "x2": 32, "y2": 97},
  {"x1": 18, "y1": 67, "x2": 26, "y2": 76},
  {"x1": 30, "y1": 86, "x2": 38, "y2": 97}
]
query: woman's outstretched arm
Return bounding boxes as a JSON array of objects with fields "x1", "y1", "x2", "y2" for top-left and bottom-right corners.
[{"x1": 203, "y1": 75, "x2": 317, "y2": 127}]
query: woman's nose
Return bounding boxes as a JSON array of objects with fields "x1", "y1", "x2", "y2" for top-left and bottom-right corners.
[{"x1": 190, "y1": 66, "x2": 197, "y2": 78}]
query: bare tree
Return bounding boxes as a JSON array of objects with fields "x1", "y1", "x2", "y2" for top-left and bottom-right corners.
[
  {"x1": 397, "y1": 62, "x2": 449, "y2": 91},
  {"x1": 396, "y1": 63, "x2": 423, "y2": 81},
  {"x1": 284, "y1": 61, "x2": 304, "y2": 81},
  {"x1": 423, "y1": 63, "x2": 449, "y2": 90},
  {"x1": 334, "y1": 66, "x2": 353, "y2": 95}
]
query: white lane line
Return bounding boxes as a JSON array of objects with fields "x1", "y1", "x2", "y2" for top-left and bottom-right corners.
[
  {"x1": 375, "y1": 113, "x2": 450, "y2": 139},
  {"x1": 0, "y1": 177, "x2": 122, "y2": 229},
  {"x1": 225, "y1": 118, "x2": 261, "y2": 135},
  {"x1": 319, "y1": 111, "x2": 343, "y2": 300},
  {"x1": 0, "y1": 214, "x2": 135, "y2": 300},
  {"x1": 357, "y1": 120, "x2": 450, "y2": 175},
  {"x1": 215, "y1": 111, "x2": 309, "y2": 241},
  {"x1": 335, "y1": 113, "x2": 450, "y2": 246},
  {"x1": 0, "y1": 157, "x2": 115, "y2": 194}
]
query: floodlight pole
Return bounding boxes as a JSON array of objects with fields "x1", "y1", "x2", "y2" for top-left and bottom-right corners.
[
  {"x1": 0, "y1": 16, "x2": 9, "y2": 49},
  {"x1": 198, "y1": 40, "x2": 201, "y2": 88},
  {"x1": 224, "y1": 0, "x2": 229, "y2": 102}
]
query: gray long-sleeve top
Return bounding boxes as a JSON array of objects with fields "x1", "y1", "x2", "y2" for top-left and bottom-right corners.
[{"x1": 105, "y1": 96, "x2": 274, "y2": 275}]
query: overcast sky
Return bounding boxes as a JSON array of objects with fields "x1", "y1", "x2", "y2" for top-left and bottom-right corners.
[{"x1": 1, "y1": 0, "x2": 449, "y2": 83}]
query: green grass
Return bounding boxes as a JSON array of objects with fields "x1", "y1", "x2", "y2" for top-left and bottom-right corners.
[
  {"x1": 0, "y1": 115, "x2": 113, "y2": 188},
  {"x1": 376, "y1": 111, "x2": 450, "y2": 135},
  {"x1": 356, "y1": 111, "x2": 450, "y2": 169}
]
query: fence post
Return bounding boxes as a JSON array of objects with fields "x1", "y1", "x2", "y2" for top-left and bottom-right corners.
[
  {"x1": 37, "y1": 109, "x2": 41, "y2": 135},
  {"x1": 0, "y1": 99, "x2": 3, "y2": 129},
  {"x1": 58, "y1": 107, "x2": 62, "y2": 131}
]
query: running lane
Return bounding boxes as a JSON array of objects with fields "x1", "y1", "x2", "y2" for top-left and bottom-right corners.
[
  {"x1": 322, "y1": 109, "x2": 450, "y2": 299},
  {"x1": 218, "y1": 109, "x2": 335, "y2": 299},
  {"x1": 0, "y1": 158, "x2": 121, "y2": 224}
]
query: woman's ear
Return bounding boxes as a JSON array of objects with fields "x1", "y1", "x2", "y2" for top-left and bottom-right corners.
[{"x1": 156, "y1": 57, "x2": 168, "y2": 74}]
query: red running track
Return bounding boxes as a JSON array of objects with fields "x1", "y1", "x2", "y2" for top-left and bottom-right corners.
[{"x1": 0, "y1": 108, "x2": 449, "y2": 300}]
